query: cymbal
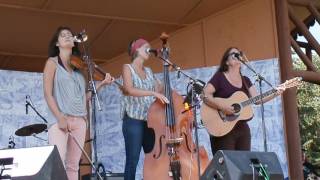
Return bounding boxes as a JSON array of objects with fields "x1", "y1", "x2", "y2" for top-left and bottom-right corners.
[{"x1": 15, "y1": 123, "x2": 47, "y2": 136}]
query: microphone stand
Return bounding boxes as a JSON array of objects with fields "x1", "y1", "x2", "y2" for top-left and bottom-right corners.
[
  {"x1": 237, "y1": 55, "x2": 275, "y2": 152},
  {"x1": 26, "y1": 100, "x2": 48, "y2": 124},
  {"x1": 155, "y1": 49, "x2": 204, "y2": 179},
  {"x1": 76, "y1": 31, "x2": 104, "y2": 179}
]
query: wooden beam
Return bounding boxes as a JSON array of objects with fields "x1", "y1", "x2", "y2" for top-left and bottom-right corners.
[
  {"x1": 0, "y1": 51, "x2": 46, "y2": 59},
  {"x1": 275, "y1": 0, "x2": 303, "y2": 179},
  {"x1": 296, "y1": 41, "x2": 312, "y2": 49},
  {"x1": 89, "y1": 20, "x2": 115, "y2": 46},
  {"x1": 290, "y1": 37, "x2": 317, "y2": 71},
  {"x1": 178, "y1": 0, "x2": 204, "y2": 23},
  {"x1": 289, "y1": 0, "x2": 320, "y2": 12},
  {"x1": 0, "y1": 55, "x2": 11, "y2": 69},
  {"x1": 308, "y1": 3, "x2": 320, "y2": 25},
  {"x1": 306, "y1": 47, "x2": 313, "y2": 62},
  {"x1": 41, "y1": 0, "x2": 51, "y2": 9},
  {"x1": 0, "y1": 3, "x2": 188, "y2": 26},
  {"x1": 288, "y1": 0, "x2": 310, "y2": 7},
  {"x1": 289, "y1": 6, "x2": 320, "y2": 56},
  {"x1": 292, "y1": 70, "x2": 320, "y2": 85}
]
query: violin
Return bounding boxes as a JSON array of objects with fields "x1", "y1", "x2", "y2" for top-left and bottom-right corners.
[{"x1": 70, "y1": 56, "x2": 126, "y2": 93}]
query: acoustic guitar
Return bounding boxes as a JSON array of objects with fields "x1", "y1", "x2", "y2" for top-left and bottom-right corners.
[{"x1": 201, "y1": 77, "x2": 302, "y2": 137}]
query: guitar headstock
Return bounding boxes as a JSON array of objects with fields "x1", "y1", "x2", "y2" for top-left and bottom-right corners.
[{"x1": 278, "y1": 77, "x2": 303, "y2": 89}]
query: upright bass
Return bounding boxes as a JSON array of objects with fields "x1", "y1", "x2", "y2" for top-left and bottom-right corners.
[{"x1": 143, "y1": 33, "x2": 209, "y2": 180}]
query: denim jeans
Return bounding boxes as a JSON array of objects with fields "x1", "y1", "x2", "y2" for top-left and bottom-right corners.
[{"x1": 122, "y1": 114, "x2": 154, "y2": 180}]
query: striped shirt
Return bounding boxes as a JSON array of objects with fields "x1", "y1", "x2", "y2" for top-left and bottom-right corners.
[
  {"x1": 121, "y1": 64, "x2": 156, "y2": 121},
  {"x1": 47, "y1": 58, "x2": 87, "y2": 127}
]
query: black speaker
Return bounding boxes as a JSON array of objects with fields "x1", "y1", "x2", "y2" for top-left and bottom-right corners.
[
  {"x1": 201, "y1": 150, "x2": 284, "y2": 180},
  {"x1": 82, "y1": 173, "x2": 124, "y2": 180},
  {"x1": 0, "y1": 145, "x2": 67, "y2": 180}
]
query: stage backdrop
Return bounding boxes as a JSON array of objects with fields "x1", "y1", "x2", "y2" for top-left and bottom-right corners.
[{"x1": 0, "y1": 58, "x2": 288, "y2": 178}]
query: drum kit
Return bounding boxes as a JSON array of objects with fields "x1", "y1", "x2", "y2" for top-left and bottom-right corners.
[
  {"x1": 15, "y1": 123, "x2": 47, "y2": 137},
  {"x1": 5, "y1": 96, "x2": 49, "y2": 149},
  {"x1": 8, "y1": 123, "x2": 47, "y2": 149}
]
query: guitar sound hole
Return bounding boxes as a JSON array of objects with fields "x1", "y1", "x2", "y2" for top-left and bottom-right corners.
[{"x1": 232, "y1": 103, "x2": 241, "y2": 113}]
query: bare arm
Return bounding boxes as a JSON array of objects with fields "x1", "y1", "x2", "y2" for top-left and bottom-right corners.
[
  {"x1": 248, "y1": 86, "x2": 283, "y2": 105},
  {"x1": 154, "y1": 77, "x2": 163, "y2": 93},
  {"x1": 122, "y1": 64, "x2": 168, "y2": 103},
  {"x1": 203, "y1": 83, "x2": 235, "y2": 114},
  {"x1": 203, "y1": 83, "x2": 219, "y2": 109},
  {"x1": 123, "y1": 64, "x2": 156, "y2": 97},
  {"x1": 43, "y1": 58, "x2": 64, "y2": 120},
  {"x1": 43, "y1": 58, "x2": 70, "y2": 131},
  {"x1": 86, "y1": 73, "x2": 114, "y2": 101}
]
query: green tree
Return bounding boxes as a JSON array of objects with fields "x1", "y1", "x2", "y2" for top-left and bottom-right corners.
[{"x1": 293, "y1": 53, "x2": 320, "y2": 166}]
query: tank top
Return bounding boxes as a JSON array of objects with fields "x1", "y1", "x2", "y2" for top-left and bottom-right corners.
[
  {"x1": 120, "y1": 64, "x2": 156, "y2": 121},
  {"x1": 47, "y1": 57, "x2": 87, "y2": 126}
]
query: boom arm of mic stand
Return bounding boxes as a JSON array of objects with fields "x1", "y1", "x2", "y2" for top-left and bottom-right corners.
[
  {"x1": 27, "y1": 102, "x2": 48, "y2": 124},
  {"x1": 238, "y1": 58, "x2": 275, "y2": 89},
  {"x1": 157, "y1": 56, "x2": 203, "y2": 86}
]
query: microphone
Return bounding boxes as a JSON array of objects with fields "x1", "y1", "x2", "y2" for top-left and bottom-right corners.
[
  {"x1": 145, "y1": 48, "x2": 158, "y2": 56},
  {"x1": 234, "y1": 51, "x2": 249, "y2": 63},
  {"x1": 73, "y1": 30, "x2": 88, "y2": 43},
  {"x1": 234, "y1": 51, "x2": 243, "y2": 60},
  {"x1": 26, "y1": 95, "x2": 28, "y2": 114}
]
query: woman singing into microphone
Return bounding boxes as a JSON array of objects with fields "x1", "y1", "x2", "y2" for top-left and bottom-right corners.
[
  {"x1": 203, "y1": 47, "x2": 284, "y2": 155},
  {"x1": 121, "y1": 38, "x2": 168, "y2": 180},
  {"x1": 43, "y1": 26, "x2": 113, "y2": 180}
]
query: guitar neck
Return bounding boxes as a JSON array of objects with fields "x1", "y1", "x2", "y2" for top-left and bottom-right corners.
[{"x1": 241, "y1": 89, "x2": 277, "y2": 107}]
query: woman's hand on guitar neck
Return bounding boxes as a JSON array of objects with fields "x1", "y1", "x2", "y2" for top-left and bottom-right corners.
[{"x1": 275, "y1": 86, "x2": 285, "y2": 96}]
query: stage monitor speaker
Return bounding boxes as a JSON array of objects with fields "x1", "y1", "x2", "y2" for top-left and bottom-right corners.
[
  {"x1": 0, "y1": 145, "x2": 67, "y2": 180},
  {"x1": 82, "y1": 173, "x2": 124, "y2": 180},
  {"x1": 201, "y1": 150, "x2": 284, "y2": 180}
]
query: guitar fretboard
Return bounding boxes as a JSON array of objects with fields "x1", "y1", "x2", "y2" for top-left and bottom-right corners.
[{"x1": 241, "y1": 89, "x2": 277, "y2": 107}]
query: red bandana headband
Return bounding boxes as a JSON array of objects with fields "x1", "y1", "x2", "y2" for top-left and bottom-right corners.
[{"x1": 130, "y1": 38, "x2": 148, "y2": 56}]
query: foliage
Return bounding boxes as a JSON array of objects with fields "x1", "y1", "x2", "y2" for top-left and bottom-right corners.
[{"x1": 293, "y1": 53, "x2": 320, "y2": 167}]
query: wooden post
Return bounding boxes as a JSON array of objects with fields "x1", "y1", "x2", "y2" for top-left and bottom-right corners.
[{"x1": 274, "y1": 0, "x2": 303, "y2": 179}]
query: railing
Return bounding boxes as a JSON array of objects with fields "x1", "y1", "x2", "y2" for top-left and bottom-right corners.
[{"x1": 289, "y1": 0, "x2": 320, "y2": 84}]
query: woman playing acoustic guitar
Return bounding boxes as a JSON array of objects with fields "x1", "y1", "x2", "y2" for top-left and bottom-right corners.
[{"x1": 202, "y1": 47, "x2": 284, "y2": 155}]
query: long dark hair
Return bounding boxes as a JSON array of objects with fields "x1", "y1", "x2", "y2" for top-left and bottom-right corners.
[
  {"x1": 48, "y1": 26, "x2": 81, "y2": 58},
  {"x1": 217, "y1": 47, "x2": 239, "y2": 72}
]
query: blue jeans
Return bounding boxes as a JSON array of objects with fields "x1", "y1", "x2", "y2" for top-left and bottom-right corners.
[{"x1": 122, "y1": 114, "x2": 154, "y2": 180}]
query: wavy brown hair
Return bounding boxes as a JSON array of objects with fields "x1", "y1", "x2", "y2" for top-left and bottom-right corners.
[
  {"x1": 48, "y1": 26, "x2": 81, "y2": 58},
  {"x1": 217, "y1": 47, "x2": 240, "y2": 72}
]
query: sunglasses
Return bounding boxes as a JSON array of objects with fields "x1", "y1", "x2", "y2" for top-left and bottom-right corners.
[{"x1": 229, "y1": 51, "x2": 243, "y2": 59}]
